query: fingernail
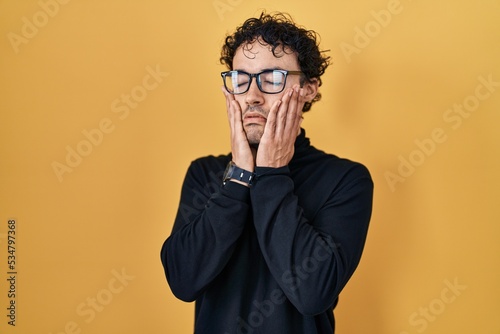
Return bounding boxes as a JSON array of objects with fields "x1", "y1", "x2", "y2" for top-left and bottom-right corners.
[
  {"x1": 300, "y1": 88, "x2": 304, "y2": 97},
  {"x1": 288, "y1": 89, "x2": 293, "y2": 97}
]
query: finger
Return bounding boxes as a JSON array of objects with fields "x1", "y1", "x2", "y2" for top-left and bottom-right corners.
[
  {"x1": 293, "y1": 87, "x2": 305, "y2": 129},
  {"x1": 231, "y1": 100, "x2": 243, "y2": 125},
  {"x1": 263, "y1": 99, "x2": 280, "y2": 140},
  {"x1": 284, "y1": 86, "x2": 303, "y2": 138},
  {"x1": 285, "y1": 86, "x2": 300, "y2": 125},
  {"x1": 222, "y1": 87, "x2": 235, "y2": 114},
  {"x1": 222, "y1": 86, "x2": 233, "y2": 127},
  {"x1": 224, "y1": 90, "x2": 244, "y2": 138},
  {"x1": 275, "y1": 87, "x2": 295, "y2": 138},
  {"x1": 231, "y1": 100, "x2": 247, "y2": 141},
  {"x1": 223, "y1": 89, "x2": 244, "y2": 146}
]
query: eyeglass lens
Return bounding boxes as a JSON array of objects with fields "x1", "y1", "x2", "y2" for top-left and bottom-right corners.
[{"x1": 224, "y1": 71, "x2": 287, "y2": 94}]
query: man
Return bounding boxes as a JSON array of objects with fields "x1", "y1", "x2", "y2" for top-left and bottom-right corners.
[{"x1": 161, "y1": 12, "x2": 373, "y2": 334}]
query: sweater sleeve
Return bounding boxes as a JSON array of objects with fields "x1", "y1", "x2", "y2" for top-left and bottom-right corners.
[
  {"x1": 250, "y1": 163, "x2": 373, "y2": 316},
  {"x1": 160, "y1": 159, "x2": 250, "y2": 302}
]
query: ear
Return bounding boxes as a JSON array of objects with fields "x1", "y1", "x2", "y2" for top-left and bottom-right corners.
[{"x1": 302, "y1": 78, "x2": 319, "y2": 103}]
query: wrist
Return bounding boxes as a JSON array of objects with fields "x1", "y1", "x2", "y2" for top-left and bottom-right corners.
[
  {"x1": 231, "y1": 161, "x2": 254, "y2": 172},
  {"x1": 223, "y1": 161, "x2": 255, "y2": 187},
  {"x1": 228, "y1": 179, "x2": 250, "y2": 188}
]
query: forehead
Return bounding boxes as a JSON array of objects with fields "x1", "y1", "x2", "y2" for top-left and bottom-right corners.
[{"x1": 233, "y1": 39, "x2": 300, "y2": 72}]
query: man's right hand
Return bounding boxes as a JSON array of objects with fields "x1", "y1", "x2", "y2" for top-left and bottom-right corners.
[{"x1": 222, "y1": 87, "x2": 256, "y2": 172}]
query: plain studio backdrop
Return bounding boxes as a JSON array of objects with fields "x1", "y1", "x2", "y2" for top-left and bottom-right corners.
[{"x1": 1, "y1": 1, "x2": 499, "y2": 333}]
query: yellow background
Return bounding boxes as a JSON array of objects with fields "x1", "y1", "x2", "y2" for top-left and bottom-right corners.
[{"x1": 1, "y1": 0, "x2": 499, "y2": 333}]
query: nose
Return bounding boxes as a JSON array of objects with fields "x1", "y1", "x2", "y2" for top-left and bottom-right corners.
[{"x1": 245, "y1": 78, "x2": 264, "y2": 106}]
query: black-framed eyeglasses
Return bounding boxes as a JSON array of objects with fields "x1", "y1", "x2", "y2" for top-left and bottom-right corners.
[{"x1": 221, "y1": 69, "x2": 302, "y2": 95}]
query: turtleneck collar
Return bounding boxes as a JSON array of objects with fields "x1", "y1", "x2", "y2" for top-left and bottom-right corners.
[{"x1": 294, "y1": 128, "x2": 311, "y2": 154}]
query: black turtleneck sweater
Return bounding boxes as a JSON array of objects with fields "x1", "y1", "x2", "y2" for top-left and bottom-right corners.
[{"x1": 161, "y1": 129, "x2": 373, "y2": 334}]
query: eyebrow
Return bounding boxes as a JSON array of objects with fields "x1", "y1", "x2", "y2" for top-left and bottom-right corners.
[{"x1": 233, "y1": 67, "x2": 285, "y2": 73}]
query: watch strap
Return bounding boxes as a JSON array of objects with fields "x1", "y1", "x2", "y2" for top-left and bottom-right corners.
[{"x1": 223, "y1": 162, "x2": 255, "y2": 186}]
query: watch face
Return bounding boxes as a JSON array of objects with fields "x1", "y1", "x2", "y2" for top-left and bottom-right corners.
[{"x1": 223, "y1": 161, "x2": 235, "y2": 181}]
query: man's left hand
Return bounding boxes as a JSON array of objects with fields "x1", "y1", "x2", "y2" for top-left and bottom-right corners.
[{"x1": 256, "y1": 85, "x2": 304, "y2": 168}]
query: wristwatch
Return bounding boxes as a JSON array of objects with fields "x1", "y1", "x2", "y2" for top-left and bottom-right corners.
[{"x1": 223, "y1": 161, "x2": 255, "y2": 186}]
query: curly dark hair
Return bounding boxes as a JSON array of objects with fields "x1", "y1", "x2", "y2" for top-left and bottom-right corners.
[{"x1": 220, "y1": 12, "x2": 330, "y2": 112}]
